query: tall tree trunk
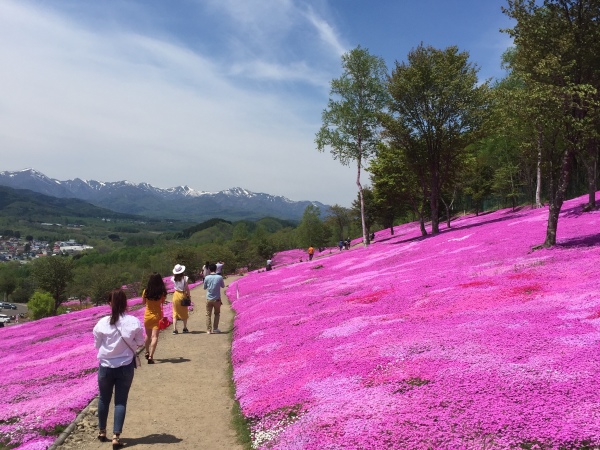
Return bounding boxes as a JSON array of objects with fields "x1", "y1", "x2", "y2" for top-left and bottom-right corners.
[
  {"x1": 440, "y1": 190, "x2": 455, "y2": 228},
  {"x1": 419, "y1": 216, "x2": 427, "y2": 236},
  {"x1": 430, "y1": 163, "x2": 440, "y2": 234},
  {"x1": 543, "y1": 148, "x2": 574, "y2": 247},
  {"x1": 586, "y1": 138, "x2": 597, "y2": 209},
  {"x1": 536, "y1": 128, "x2": 543, "y2": 208},
  {"x1": 356, "y1": 159, "x2": 368, "y2": 247},
  {"x1": 441, "y1": 197, "x2": 451, "y2": 228}
]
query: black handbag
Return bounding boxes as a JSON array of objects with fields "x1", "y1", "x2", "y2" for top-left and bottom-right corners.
[{"x1": 181, "y1": 278, "x2": 192, "y2": 306}]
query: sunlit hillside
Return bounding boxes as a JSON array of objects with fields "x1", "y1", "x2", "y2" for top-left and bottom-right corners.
[
  {"x1": 0, "y1": 278, "x2": 202, "y2": 450},
  {"x1": 229, "y1": 193, "x2": 600, "y2": 449}
]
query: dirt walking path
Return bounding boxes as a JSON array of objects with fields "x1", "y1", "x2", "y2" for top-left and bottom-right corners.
[{"x1": 56, "y1": 277, "x2": 245, "y2": 450}]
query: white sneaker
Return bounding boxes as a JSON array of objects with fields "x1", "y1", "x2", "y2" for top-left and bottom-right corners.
[
  {"x1": 212, "y1": 328, "x2": 221, "y2": 334},
  {"x1": 206, "y1": 330, "x2": 212, "y2": 334}
]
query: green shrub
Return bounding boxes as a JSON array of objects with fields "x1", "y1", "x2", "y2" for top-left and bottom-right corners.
[{"x1": 27, "y1": 290, "x2": 55, "y2": 319}]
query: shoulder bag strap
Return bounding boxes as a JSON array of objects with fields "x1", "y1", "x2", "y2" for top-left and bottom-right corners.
[{"x1": 114, "y1": 322, "x2": 137, "y2": 355}]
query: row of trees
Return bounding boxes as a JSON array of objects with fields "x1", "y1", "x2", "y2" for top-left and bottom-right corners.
[
  {"x1": 0, "y1": 211, "x2": 367, "y2": 316},
  {"x1": 318, "y1": 0, "x2": 600, "y2": 248}
]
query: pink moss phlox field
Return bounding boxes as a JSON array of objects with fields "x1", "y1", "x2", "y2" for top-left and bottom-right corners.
[
  {"x1": 229, "y1": 194, "x2": 600, "y2": 449},
  {"x1": 0, "y1": 278, "x2": 201, "y2": 449}
]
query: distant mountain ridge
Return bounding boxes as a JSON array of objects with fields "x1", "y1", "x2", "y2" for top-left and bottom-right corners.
[{"x1": 0, "y1": 169, "x2": 327, "y2": 222}]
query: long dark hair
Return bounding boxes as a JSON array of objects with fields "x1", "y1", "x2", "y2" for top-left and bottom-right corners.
[
  {"x1": 108, "y1": 289, "x2": 128, "y2": 325},
  {"x1": 145, "y1": 272, "x2": 167, "y2": 300},
  {"x1": 174, "y1": 273, "x2": 184, "y2": 282}
]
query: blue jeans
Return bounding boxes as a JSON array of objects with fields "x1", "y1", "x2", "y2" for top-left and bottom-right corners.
[{"x1": 97, "y1": 359, "x2": 135, "y2": 434}]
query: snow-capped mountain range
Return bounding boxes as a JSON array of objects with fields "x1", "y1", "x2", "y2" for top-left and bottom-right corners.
[{"x1": 0, "y1": 169, "x2": 327, "y2": 222}]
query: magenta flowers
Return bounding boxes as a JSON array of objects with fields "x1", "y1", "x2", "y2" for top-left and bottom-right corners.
[
  {"x1": 0, "y1": 279, "x2": 201, "y2": 449},
  {"x1": 229, "y1": 194, "x2": 600, "y2": 449}
]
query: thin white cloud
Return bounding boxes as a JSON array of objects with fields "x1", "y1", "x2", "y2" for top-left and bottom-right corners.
[
  {"x1": 303, "y1": 6, "x2": 347, "y2": 57},
  {"x1": 0, "y1": 0, "x2": 357, "y2": 205}
]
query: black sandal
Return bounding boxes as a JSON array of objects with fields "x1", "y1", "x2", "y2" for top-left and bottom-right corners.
[
  {"x1": 148, "y1": 356, "x2": 155, "y2": 364},
  {"x1": 144, "y1": 352, "x2": 150, "y2": 360},
  {"x1": 112, "y1": 435, "x2": 124, "y2": 449},
  {"x1": 97, "y1": 430, "x2": 107, "y2": 442}
]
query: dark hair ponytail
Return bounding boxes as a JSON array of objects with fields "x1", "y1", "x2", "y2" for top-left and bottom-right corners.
[{"x1": 108, "y1": 289, "x2": 128, "y2": 325}]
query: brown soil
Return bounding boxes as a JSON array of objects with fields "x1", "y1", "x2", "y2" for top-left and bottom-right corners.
[{"x1": 57, "y1": 277, "x2": 245, "y2": 450}]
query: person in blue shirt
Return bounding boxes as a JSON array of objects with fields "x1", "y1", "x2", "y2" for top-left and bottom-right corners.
[{"x1": 203, "y1": 263, "x2": 225, "y2": 334}]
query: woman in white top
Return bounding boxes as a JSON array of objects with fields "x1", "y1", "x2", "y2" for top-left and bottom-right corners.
[
  {"x1": 93, "y1": 289, "x2": 144, "y2": 448},
  {"x1": 171, "y1": 264, "x2": 191, "y2": 334}
]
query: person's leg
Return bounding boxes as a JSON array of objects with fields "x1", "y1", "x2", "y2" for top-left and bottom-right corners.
[
  {"x1": 112, "y1": 360, "x2": 135, "y2": 435},
  {"x1": 213, "y1": 300, "x2": 222, "y2": 330},
  {"x1": 205, "y1": 301, "x2": 214, "y2": 332},
  {"x1": 172, "y1": 300, "x2": 179, "y2": 333},
  {"x1": 144, "y1": 328, "x2": 152, "y2": 357},
  {"x1": 97, "y1": 365, "x2": 115, "y2": 433},
  {"x1": 149, "y1": 328, "x2": 159, "y2": 358}
]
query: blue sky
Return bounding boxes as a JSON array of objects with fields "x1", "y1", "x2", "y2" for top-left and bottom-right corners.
[{"x1": 0, "y1": 0, "x2": 513, "y2": 208}]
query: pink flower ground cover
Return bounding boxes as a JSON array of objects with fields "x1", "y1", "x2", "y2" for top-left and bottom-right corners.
[
  {"x1": 230, "y1": 193, "x2": 600, "y2": 449},
  {"x1": 0, "y1": 279, "x2": 201, "y2": 449}
]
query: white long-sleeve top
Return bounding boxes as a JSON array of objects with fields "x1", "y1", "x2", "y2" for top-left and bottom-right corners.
[{"x1": 93, "y1": 314, "x2": 144, "y2": 368}]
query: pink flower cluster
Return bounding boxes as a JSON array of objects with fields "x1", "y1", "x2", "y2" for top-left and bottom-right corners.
[
  {"x1": 229, "y1": 194, "x2": 600, "y2": 449},
  {"x1": 0, "y1": 278, "x2": 202, "y2": 449}
]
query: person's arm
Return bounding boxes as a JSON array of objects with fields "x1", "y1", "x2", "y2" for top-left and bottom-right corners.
[
  {"x1": 93, "y1": 322, "x2": 102, "y2": 349},
  {"x1": 133, "y1": 324, "x2": 145, "y2": 347},
  {"x1": 185, "y1": 277, "x2": 191, "y2": 296}
]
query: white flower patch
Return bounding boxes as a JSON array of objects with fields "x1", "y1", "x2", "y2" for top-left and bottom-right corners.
[
  {"x1": 235, "y1": 329, "x2": 265, "y2": 344},
  {"x1": 255, "y1": 342, "x2": 282, "y2": 354},
  {"x1": 448, "y1": 234, "x2": 472, "y2": 242},
  {"x1": 558, "y1": 332, "x2": 600, "y2": 347},
  {"x1": 447, "y1": 245, "x2": 480, "y2": 254},
  {"x1": 321, "y1": 315, "x2": 390, "y2": 338}
]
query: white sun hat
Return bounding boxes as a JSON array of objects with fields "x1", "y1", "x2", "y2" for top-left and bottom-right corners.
[{"x1": 173, "y1": 264, "x2": 186, "y2": 274}]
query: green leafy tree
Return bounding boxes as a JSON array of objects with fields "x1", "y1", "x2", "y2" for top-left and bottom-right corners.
[
  {"x1": 252, "y1": 225, "x2": 276, "y2": 260},
  {"x1": 296, "y1": 205, "x2": 327, "y2": 249},
  {"x1": 27, "y1": 290, "x2": 55, "y2": 320},
  {"x1": 0, "y1": 261, "x2": 21, "y2": 302},
  {"x1": 316, "y1": 46, "x2": 390, "y2": 246},
  {"x1": 385, "y1": 44, "x2": 490, "y2": 235},
  {"x1": 30, "y1": 256, "x2": 75, "y2": 314},
  {"x1": 369, "y1": 144, "x2": 418, "y2": 235},
  {"x1": 462, "y1": 148, "x2": 495, "y2": 216},
  {"x1": 350, "y1": 187, "x2": 377, "y2": 243},
  {"x1": 504, "y1": 0, "x2": 600, "y2": 246},
  {"x1": 325, "y1": 205, "x2": 351, "y2": 241},
  {"x1": 89, "y1": 265, "x2": 126, "y2": 306},
  {"x1": 167, "y1": 245, "x2": 202, "y2": 281}
]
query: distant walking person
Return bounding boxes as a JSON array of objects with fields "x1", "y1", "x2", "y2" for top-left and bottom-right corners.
[
  {"x1": 203, "y1": 263, "x2": 225, "y2": 334},
  {"x1": 93, "y1": 289, "x2": 144, "y2": 448},
  {"x1": 338, "y1": 240, "x2": 344, "y2": 252},
  {"x1": 142, "y1": 272, "x2": 167, "y2": 364},
  {"x1": 171, "y1": 264, "x2": 191, "y2": 335},
  {"x1": 216, "y1": 260, "x2": 224, "y2": 277},
  {"x1": 308, "y1": 246, "x2": 315, "y2": 261},
  {"x1": 266, "y1": 258, "x2": 273, "y2": 271}
]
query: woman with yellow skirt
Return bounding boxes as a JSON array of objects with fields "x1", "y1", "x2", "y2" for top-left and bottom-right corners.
[
  {"x1": 171, "y1": 264, "x2": 190, "y2": 334},
  {"x1": 142, "y1": 272, "x2": 167, "y2": 364}
]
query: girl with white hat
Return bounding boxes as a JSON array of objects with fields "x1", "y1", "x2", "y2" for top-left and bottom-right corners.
[{"x1": 171, "y1": 264, "x2": 191, "y2": 334}]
